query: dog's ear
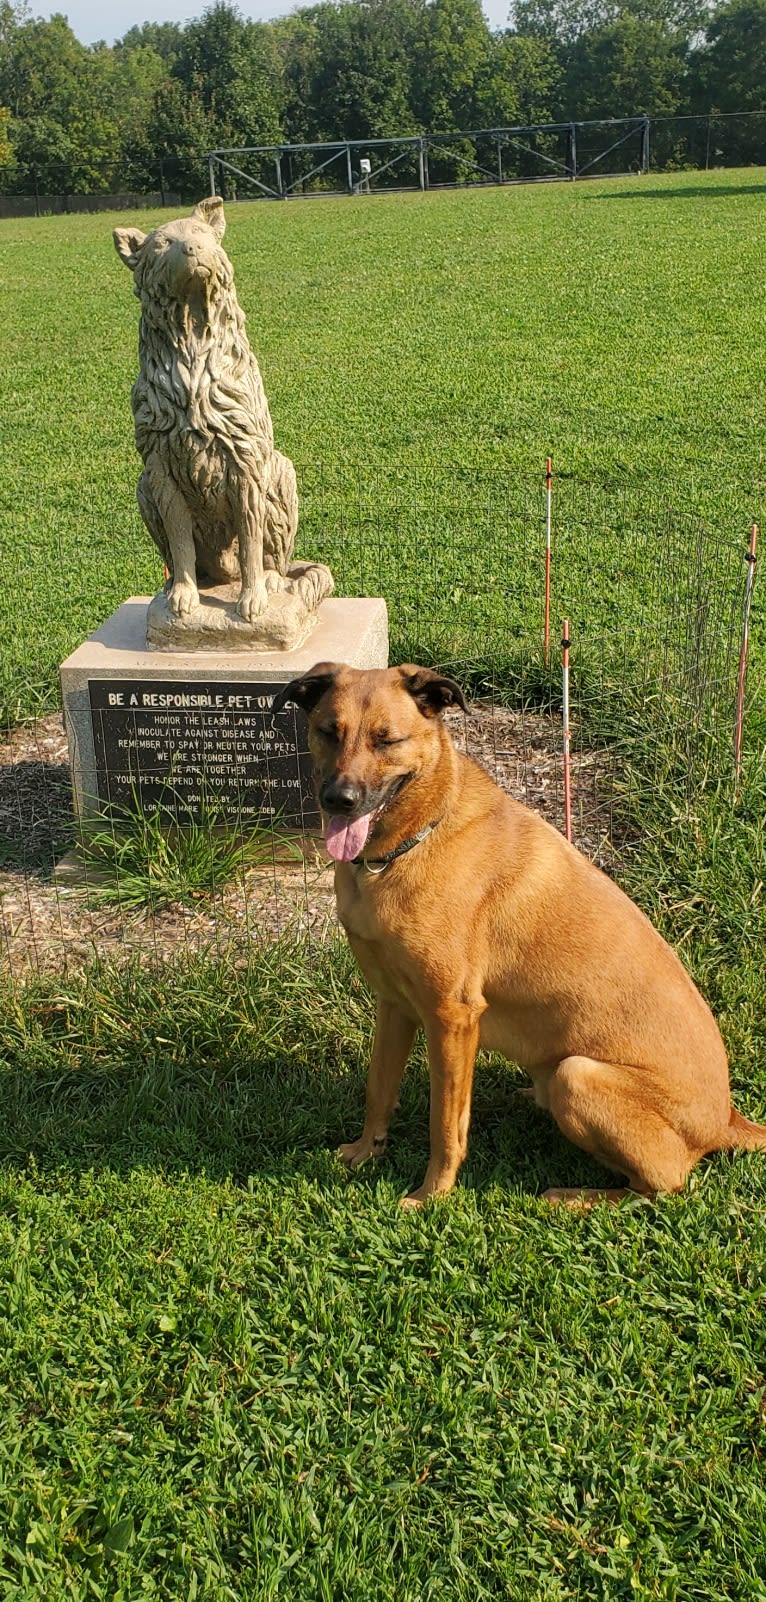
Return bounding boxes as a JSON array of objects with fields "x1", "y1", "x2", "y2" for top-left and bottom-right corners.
[
  {"x1": 400, "y1": 665, "x2": 468, "y2": 718},
  {"x1": 113, "y1": 226, "x2": 147, "y2": 271},
  {"x1": 271, "y1": 663, "x2": 340, "y2": 717},
  {"x1": 192, "y1": 196, "x2": 226, "y2": 241}
]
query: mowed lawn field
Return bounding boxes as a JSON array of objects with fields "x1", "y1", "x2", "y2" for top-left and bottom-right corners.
[
  {"x1": 1, "y1": 172, "x2": 766, "y2": 1599},
  {"x1": 2, "y1": 167, "x2": 766, "y2": 717}
]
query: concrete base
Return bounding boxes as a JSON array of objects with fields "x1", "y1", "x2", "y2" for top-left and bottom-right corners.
[{"x1": 60, "y1": 595, "x2": 388, "y2": 825}]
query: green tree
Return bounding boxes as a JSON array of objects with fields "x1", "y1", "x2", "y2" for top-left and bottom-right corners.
[
  {"x1": 410, "y1": 0, "x2": 492, "y2": 130},
  {"x1": 145, "y1": 76, "x2": 219, "y2": 198},
  {"x1": 302, "y1": 0, "x2": 420, "y2": 143},
  {"x1": 474, "y1": 30, "x2": 560, "y2": 126},
  {"x1": 115, "y1": 20, "x2": 184, "y2": 65},
  {"x1": 690, "y1": 0, "x2": 766, "y2": 109},
  {"x1": 272, "y1": 8, "x2": 322, "y2": 145},
  {"x1": 109, "y1": 40, "x2": 172, "y2": 190},
  {"x1": 510, "y1": 0, "x2": 712, "y2": 42},
  {"x1": 686, "y1": 0, "x2": 766, "y2": 162},
  {"x1": 140, "y1": 2, "x2": 284, "y2": 199},
  {"x1": 0, "y1": 12, "x2": 124, "y2": 189},
  {"x1": 171, "y1": 2, "x2": 282, "y2": 148},
  {"x1": 0, "y1": 101, "x2": 10, "y2": 163},
  {"x1": 559, "y1": 13, "x2": 687, "y2": 118}
]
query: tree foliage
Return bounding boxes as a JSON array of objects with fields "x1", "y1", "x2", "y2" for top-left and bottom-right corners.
[
  {"x1": 559, "y1": 14, "x2": 688, "y2": 119},
  {"x1": 689, "y1": 0, "x2": 766, "y2": 111},
  {"x1": 0, "y1": 0, "x2": 764, "y2": 196}
]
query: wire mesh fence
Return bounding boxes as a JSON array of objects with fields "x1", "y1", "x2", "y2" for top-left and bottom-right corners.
[
  {"x1": 0, "y1": 155, "x2": 191, "y2": 216},
  {"x1": 650, "y1": 112, "x2": 766, "y2": 174},
  {"x1": 0, "y1": 468, "x2": 759, "y2": 982}
]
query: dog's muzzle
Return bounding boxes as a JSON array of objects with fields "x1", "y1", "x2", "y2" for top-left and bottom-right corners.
[
  {"x1": 319, "y1": 770, "x2": 413, "y2": 819},
  {"x1": 319, "y1": 777, "x2": 364, "y2": 815}
]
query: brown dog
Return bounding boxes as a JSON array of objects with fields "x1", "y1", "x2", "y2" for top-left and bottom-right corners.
[{"x1": 274, "y1": 662, "x2": 766, "y2": 1206}]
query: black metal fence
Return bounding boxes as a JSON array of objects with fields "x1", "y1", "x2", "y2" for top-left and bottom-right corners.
[
  {"x1": 208, "y1": 113, "x2": 766, "y2": 202},
  {"x1": 2, "y1": 112, "x2": 766, "y2": 216},
  {"x1": 0, "y1": 156, "x2": 189, "y2": 217}
]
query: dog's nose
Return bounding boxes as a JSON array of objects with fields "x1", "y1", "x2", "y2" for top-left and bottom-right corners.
[{"x1": 320, "y1": 777, "x2": 361, "y2": 814}]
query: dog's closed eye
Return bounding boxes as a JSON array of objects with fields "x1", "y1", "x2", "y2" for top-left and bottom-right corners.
[{"x1": 372, "y1": 731, "x2": 409, "y2": 748}]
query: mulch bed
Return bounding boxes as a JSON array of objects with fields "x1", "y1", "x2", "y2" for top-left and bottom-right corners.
[{"x1": 0, "y1": 704, "x2": 619, "y2": 979}]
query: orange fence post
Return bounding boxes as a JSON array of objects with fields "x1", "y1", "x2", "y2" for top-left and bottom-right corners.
[
  {"x1": 562, "y1": 617, "x2": 572, "y2": 843},
  {"x1": 544, "y1": 456, "x2": 553, "y2": 666}
]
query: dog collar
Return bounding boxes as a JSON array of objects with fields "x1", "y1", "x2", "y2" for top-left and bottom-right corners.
[{"x1": 353, "y1": 820, "x2": 440, "y2": 875}]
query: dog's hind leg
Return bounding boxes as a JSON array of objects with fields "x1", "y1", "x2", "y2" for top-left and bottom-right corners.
[
  {"x1": 546, "y1": 1055, "x2": 700, "y2": 1200},
  {"x1": 339, "y1": 1001, "x2": 417, "y2": 1172}
]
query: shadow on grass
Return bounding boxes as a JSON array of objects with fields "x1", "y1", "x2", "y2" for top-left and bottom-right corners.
[
  {"x1": 0, "y1": 941, "x2": 618, "y2": 1201},
  {"x1": 0, "y1": 1059, "x2": 621, "y2": 1202},
  {"x1": 585, "y1": 181, "x2": 766, "y2": 202}
]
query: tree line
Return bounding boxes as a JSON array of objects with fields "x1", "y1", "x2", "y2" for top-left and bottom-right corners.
[{"x1": 0, "y1": 0, "x2": 764, "y2": 197}]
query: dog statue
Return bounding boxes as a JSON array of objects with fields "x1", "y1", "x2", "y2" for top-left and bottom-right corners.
[
  {"x1": 275, "y1": 663, "x2": 766, "y2": 1207},
  {"x1": 114, "y1": 198, "x2": 330, "y2": 638}
]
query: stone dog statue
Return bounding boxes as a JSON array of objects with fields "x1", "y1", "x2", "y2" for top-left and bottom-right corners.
[{"x1": 114, "y1": 197, "x2": 332, "y2": 649}]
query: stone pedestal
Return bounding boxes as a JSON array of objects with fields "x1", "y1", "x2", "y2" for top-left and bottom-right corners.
[{"x1": 60, "y1": 596, "x2": 388, "y2": 830}]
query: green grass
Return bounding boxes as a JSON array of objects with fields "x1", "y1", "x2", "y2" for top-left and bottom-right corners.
[
  {"x1": 2, "y1": 168, "x2": 765, "y2": 720},
  {"x1": 1, "y1": 937, "x2": 766, "y2": 1599},
  {"x1": 2, "y1": 171, "x2": 766, "y2": 1596},
  {"x1": 79, "y1": 797, "x2": 301, "y2": 911}
]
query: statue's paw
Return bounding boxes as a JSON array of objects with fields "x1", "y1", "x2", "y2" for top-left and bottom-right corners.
[
  {"x1": 169, "y1": 579, "x2": 199, "y2": 618},
  {"x1": 264, "y1": 570, "x2": 285, "y2": 594},
  {"x1": 338, "y1": 1133, "x2": 386, "y2": 1171},
  {"x1": 238, "y1": 581, "x2": 269, "y2": 622}
]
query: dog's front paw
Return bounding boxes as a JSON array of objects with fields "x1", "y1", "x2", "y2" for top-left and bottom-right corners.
[
  {"x1": 338, "y1": 1133, "x2": 386, "y2": 1170},
  {"x1": 169, "y1": 578, "x2": 199, "y2": 617},
  {"x1": 400, "y1": 1169, "x2": 455, "y2": 1209},
  {"x1": 238, "y1": 581, "x2": 269, "y2": 622}
]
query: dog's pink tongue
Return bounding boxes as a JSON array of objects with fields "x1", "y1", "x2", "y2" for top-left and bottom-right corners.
[{"x1": 325, "y1": 813, "x2": 374, "y2": 862}]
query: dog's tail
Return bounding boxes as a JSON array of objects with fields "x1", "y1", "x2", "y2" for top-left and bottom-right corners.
[{"x1": 722, "y1": 1106, "x2": 766, "y2": 1151}]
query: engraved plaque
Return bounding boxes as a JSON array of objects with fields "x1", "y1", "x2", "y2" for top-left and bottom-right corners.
[{"x1": 88, "y1": 679, "x2": 317, "y2": 827}]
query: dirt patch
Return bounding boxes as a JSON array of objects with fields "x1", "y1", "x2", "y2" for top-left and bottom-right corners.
[{"x1": 0, "y1": 704, "x2": 618, "y2": 979}]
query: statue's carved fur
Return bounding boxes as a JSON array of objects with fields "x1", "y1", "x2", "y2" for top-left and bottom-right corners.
[{"x1": 114, "y1": 197, "x2": 298, "y2": 622}]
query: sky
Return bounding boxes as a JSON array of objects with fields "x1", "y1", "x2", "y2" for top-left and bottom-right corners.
[{"x1": 38, "y1": 0, "x2": 511, "y2": 47}]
